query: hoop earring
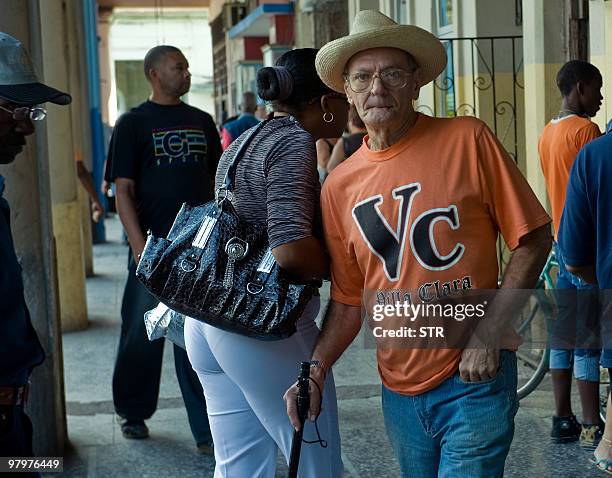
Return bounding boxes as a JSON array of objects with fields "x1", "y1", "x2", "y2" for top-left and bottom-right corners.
[{"x1": 323, "y1": 112, "x2": 334, "y2": 123}]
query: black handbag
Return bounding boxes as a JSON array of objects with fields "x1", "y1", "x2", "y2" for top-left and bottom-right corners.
[{"x1": 135, "y1": 120, "x2": 317, "y2": 340}]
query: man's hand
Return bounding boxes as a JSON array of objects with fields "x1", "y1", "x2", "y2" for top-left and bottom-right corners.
[
  {"x1": 458, "y1": 348, "x2": 500, "y2": 382},
  {"x1": 116, "y1": 177, "x2": 146, "y2": 266},
  {"x1": 101, "y1": 180, "x2": 110, "y2": 196},
  {"x1": 284, "y1": 366, "x2": 325, "y2": 431},
  {"x1": 91, "y1": 200, "x2": 104, "y2": 223}
]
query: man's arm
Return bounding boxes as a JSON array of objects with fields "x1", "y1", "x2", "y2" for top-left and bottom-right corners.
[
  {"x1": 459, "y1": 223, "x2": 552, "y2": 382},
  {"x1": 558, "y1": 149, "x2": 597, "y2": 285},
  {"x1": 565, "y1": 264, "x2": 597, "y2": 284},
  {"x1": 284, "y1": 300, "x2": 361, "y2": 429},
  {"x1": 115, "y1": 177, "x2": 145, "y2": 263},
  {"x1": 272, "y1": 236, "x2": 329, "y2": 280},
  {"x1": 76, "y1": 160, "x2": 104, "y2": 222}
]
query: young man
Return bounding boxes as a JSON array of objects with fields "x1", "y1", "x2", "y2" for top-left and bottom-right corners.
[
  {"x1": 285, "y1": 11, "x2": 551, "y2": 477},
  {"x1": 108, "y1": 45, "x2": 221, "y2": 452},
  {"x1": 0, "y1": 32, "x2": 71, "y2": 463},
  {"x1": 538, "y1": 60, "x2": 603, "y2": 447}
]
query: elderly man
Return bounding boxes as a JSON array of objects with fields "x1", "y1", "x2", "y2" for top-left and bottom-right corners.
[
  {"x1": 285, "y1": 10, "x2": 552, "y2": 477},
  {"x1": 0, "y1": 32, "x2": 71, "y2": 462}
]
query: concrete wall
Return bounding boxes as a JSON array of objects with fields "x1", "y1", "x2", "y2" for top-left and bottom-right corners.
[
  {"x1": 523, "y1": 0, "x2": 566, "y2": 207},
  {"x1": 295, "y1": 0, "x2": 349, "y2": 49},
  {"x1": 589, "y1": 0, "x2": 611, "y2": 132},
  {"x1": 39, "y1": 0, "x2": 89, "y2": 332}
]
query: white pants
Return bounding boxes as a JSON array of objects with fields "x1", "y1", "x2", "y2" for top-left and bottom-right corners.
[{"x1": 184, "y1": 297, "x2": 344, "y2": 478}]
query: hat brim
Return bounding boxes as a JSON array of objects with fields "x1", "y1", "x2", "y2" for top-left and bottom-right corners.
[
  {"x1": 316, "y1": 25, "x2": 447, "y2": 93},
  {"x1": 0, "y1": 82, "x2": 71, "y2": 106}
]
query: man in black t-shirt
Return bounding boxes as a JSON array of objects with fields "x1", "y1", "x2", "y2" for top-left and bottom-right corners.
[{"x1": 108, "y1": 45, "x2": 220, "y2": 452}]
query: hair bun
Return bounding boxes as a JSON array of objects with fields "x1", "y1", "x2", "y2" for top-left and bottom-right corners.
[{"x1": 257, "y1": 66, "x2": 294, "y2": 101}]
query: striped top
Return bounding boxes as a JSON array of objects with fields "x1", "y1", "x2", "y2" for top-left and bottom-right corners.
[{"x1": 214, "y1": 116, "x2": 322, "y2": 249}]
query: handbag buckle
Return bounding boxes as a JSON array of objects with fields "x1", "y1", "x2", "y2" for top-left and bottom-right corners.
[
  {"x1": 224, "y1": 238, "x2": 249, "y2": 288},
  {"x1": 225, "y1": 238, "x2": 248, "y2": 259},
  {"x1": 180, "y1": 256, "x2": 197, "y2": 272},
  {"x1": 247, "y1": 282, "x2": 264, "y2": 295}
]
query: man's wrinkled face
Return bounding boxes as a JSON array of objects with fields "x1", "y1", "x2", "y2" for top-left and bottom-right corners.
[
  {"x1": 344, "y1": 48, "x2": 420, "y2": 129},
  {"x1": 0, "y1": 98, "x2": 34, "y2": 164},
  {"x1": 154, "y1": 51, "x2": 191, "y2": 97}
]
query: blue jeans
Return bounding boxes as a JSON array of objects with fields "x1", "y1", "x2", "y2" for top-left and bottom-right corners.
[
  {"x1": 382, "y1": 351, "x2": 518, "y2": 478},
  {"x1": 550, "y1": 243, "x2": 601, "y2": 381}
]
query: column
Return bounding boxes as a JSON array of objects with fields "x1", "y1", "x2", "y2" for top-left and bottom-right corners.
[
  {"x1": 67, "y1": 0, "x2": 95, "y2": 277},
  {"x1": 522, "y1": 0, "x2": 566, "y2": 206},
  {"x1": 589, "y1": 0, "x2": 610, "y2": 131},
  {"x1": 97, "y1": 7, "x2": 113, "y2": 125},
  {"x1": 39, "y1": 0, "x2": 89, "y2": 331}
]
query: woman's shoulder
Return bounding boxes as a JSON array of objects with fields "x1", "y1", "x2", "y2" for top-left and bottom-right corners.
[{"x1": 262, "y1": 117, "x2": 315, "y2": 153}]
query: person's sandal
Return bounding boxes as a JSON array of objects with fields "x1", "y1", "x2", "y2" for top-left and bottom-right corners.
[
  {"x1": 581, "y1": 423, "x2": 604, "y2": 449},
  {"x1": 591, "y1": 437, "x2": 612, "y2": 474}
]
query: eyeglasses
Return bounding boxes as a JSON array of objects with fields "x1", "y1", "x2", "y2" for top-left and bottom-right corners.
[
  {"x1": 344, "y1": 68, "x2": 414, "y2": 93},
  {"x1": 0, "y1": 104, "x2": 47, "y2": 121}
]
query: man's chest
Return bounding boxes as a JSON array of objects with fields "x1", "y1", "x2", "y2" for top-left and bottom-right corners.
[
  {"x1": 0, "y1": 205, "x2": 23, "y2": 302},
  {"x1": 340, "y1": 175, "x2": 494, "y2": 285},
  {"x1": 137, "y1": 122, "x2": 211, "y2": 169}
]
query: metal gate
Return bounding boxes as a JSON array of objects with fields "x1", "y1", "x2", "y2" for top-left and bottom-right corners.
[
  {"x1": 415, "y1": 35, "x2": 524, "y2": 271},
  {"x1": 417, "y1": 35, "x2": 524, "y2": 165}
]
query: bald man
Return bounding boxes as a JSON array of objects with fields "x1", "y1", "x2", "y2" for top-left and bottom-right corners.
[{"x1": 221, "y1": 91, "x2": 260, "y2": 149}]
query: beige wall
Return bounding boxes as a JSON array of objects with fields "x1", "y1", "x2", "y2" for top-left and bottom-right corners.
[
  {"x1": 209, "y1": 0, "x2": 234, "y2": 22},
  {"x1": 522, "y1": 0, "x2": 566, "y2": 208},
  {"x1": 589, "y1": 0, "x2": 611, "y2": 132},
  {"x1": 39, "y1": 0, "x2": 89, "y2": 331}
]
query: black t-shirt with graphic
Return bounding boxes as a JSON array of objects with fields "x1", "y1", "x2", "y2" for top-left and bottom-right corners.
[{"x1": 109, "y1": 100, "x2": 222, "y2": 237}]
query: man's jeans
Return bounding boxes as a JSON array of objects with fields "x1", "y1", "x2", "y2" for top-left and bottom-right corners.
[
  {"x1": 112, "y1": 257, "x2": 213, "y2": 446},
  {"x1": 382, "y1": 351, "x2": 518, "y2": 478},
  {"x1": 550, "y1": 243, "x2": 601, "y2": 381}
]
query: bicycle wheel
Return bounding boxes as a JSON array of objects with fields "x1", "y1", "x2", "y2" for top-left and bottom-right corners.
[
  {"x1": 515, "y1": 294, "x2": 550, "y2": 400},
  {"x1": 517, "y1": 347, "x2": 549, "y2": 400}
]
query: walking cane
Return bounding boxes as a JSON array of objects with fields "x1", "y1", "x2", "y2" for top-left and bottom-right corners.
[{"x1": 287, "y1": 361, "x2": 311, "y2": 478}]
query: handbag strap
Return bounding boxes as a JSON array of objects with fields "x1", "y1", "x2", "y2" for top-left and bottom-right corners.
[{"x1": 217, "y1": 119, "x2": 270, "y2": 203}]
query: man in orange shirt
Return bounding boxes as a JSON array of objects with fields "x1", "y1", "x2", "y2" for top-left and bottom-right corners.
[
  {"x1": 538, "y1": 60, "x2": 603, "y2": 447},
  {"x1": 285, "y1": 11, "x2": 551, "y2": 477}
]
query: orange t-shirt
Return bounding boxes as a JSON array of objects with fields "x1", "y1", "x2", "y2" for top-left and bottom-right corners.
[
  {"x1": 538, "y1": 115, "x2": 601, "y2": 237},
  {"x1": 322, "y1": 113, "x2": 551, "y2": 395}
]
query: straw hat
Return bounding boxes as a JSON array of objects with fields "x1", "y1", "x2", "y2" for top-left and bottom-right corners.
[{"x1": 316, "y1": 10, "x2": 447, "y2": 93}]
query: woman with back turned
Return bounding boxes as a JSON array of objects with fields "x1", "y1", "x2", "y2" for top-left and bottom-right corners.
[{"x1": 184, "y1": 48, "x2": 348, "y2": 477}]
